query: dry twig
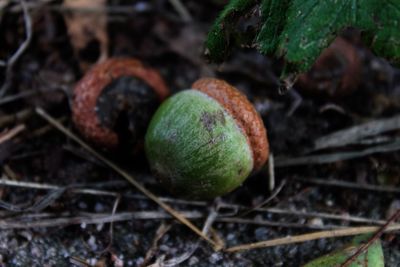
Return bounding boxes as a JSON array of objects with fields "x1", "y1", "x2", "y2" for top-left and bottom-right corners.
[
  {"x1": 237, "y1": 179, "x2": 286, "y2": 217},
  {"x1": 314, "y1": 114, "x2": 400, "y2": 151},
  {"x1": 0, "y1": 176, "x2": 389, "y2": 226},
  {"x1": 168, "y1": 0, "x2": 192, "y2": 22},
  {"x1": 225, "y1": 224, "x2": 400, "y2": 253},
  {"x1": 0, "y1": 108, "x2": 32, "y2": 128},
  {"x1": 295, "y1": 177, "x2": 400, "y2": 194},
  {"x1": 0, "y1": 0, "x2": 33, "y2": 97},
  {"x1": 0, "y1": 124, "x2": 26, "y2": 144},
  {"x1": 140, "y1": 222, "x2": 172, "y2": 267},
  {"x1": 276, "y1": 139, "x2": 400, "y2": 166}
]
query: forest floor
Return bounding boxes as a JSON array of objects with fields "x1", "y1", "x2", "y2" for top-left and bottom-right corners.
[{"x1": 1, "y1": 0, "x2": 400, "y2": 266}]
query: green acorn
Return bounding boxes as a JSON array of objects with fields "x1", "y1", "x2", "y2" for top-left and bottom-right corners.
[{"x1": 145, "y1": 78, "x2": 269, "y2": 199}]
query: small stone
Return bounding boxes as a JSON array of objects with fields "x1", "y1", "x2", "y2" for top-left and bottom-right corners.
[
  {"x1": 87, "y1": 236, "x2": 97, "y2": 251},
  {"x1": 254, "y1": 227, "x2": 269, "y2": 241},
  {"x1": 308, "y1": 217, "x2": 324, "y2": 227},
  {"x1": 189, "y1": 256, "x2": 199, "y2": 265},
  {"x1": 209, "y1": 252, "x2": 223, "y2": 264}
]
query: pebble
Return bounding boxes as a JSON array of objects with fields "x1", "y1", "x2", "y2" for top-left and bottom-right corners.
[
  {"x1": 254, "y1": 227, "x2": 269, "y2": 241},
  {"x1": 209, "y1": 252, "x2": 223, "y2": 264},
  {"x1": 189, "y1": 256, "x2": 199, "y2": 265}
]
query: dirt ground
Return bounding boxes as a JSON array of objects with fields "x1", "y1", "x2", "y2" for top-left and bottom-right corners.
[{"x1": 1, "y1": 1, "x2": 400, "y2": 266}]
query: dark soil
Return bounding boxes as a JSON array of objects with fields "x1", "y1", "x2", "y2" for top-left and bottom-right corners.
[{"x1": 1, "y1": 1, "x2": 400, "y2": 266}]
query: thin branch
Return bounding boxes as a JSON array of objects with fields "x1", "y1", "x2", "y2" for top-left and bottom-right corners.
[
  {"x1": 276, "y1": 139, "x2": 400, "y2": 166},
  {"x1": 140, "y1": 222, "x2": 172, "y2": 267},
  {"x1": 0, "y1": 0, "x2": 33, "y2": 97},
  {"x1": 0, "y1": 211, "x2": 204, "y2": 229},
  {"x1": 268, "y1": 152, "x2": 275, "y2": 191},
  {"x1": 168, "y1": 0, "x2": 192, "y2": 22},
  {"x1": 314, "y1": 114, "x2": 400, "y2": 151},
  {"x1": 0, "y1": 209, "x2": 377, "y2": 232},
  {"x1": 237, "y1": 179, "x2": 286, "y2": 217},
  {"x1": 0, "y1": 124, "x2": 26, "y2": 144},
  {"x1": 34, "y1": 107, "x2": 218, "y2": 249},
  {"x1": 0, "y1": 176, "x2": 388, "y2": 226},
  {"x1": 217, "y1": 217, "x2": 343, "y2": 230},
  {"x1": 294, "y1": 177, "x2": 400, "y2": 194},
  {"x1": 153, "y1": 206, "x2": 219, "y2": 267},
  {"x1": 94, "y1": 195, "x2": 121, "y2": 254},
  {"x1": 0, "y1": 108, "x2": 32, "y2": 128},
  {"x1": 0, "y1": 89, "x2": 38, "y2": 106},
  {"x1": 225, "y1": 224, "x2": 400, "y2": 253}
]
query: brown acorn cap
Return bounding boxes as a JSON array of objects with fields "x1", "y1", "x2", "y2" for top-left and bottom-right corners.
[
  {"x1": 297, "y1": 37, "x2": 361, "y2": 96},
  {"x1": 72, "y1": 58, "x2": 169, "y2": 148},
  {"x1": 192, "y1": 78, "x2": 269, "y2": 170}
]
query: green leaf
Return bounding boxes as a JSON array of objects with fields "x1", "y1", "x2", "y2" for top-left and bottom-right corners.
[
  {"x1": 276, "y1": 0, "x2": 400, "y2": 72},
  {"x1": 206, "y1": 0, "x2": 400, "y2": 76},
  {"x1": 276, "y1": 0, "x2": 356, "y2": 72},
  {"x1": 205, "y1": 0, "x2": 256, "y2": 62},
  {"x1": 303, "y1": 235, "x2": 384, "y2": 267},
  {"x1": 361, "y1": 0, "x2": 400, "y2": 65},
  {"x1": 257, "y1": 0, "x2": 290, "y2": 55}
]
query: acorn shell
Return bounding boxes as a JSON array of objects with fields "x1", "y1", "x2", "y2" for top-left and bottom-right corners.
[
  {"x1": 72, "y1": 58, "x2": 169, "y2": 148},
  {"x1": 145, "y1": 78, "x2": 269, "y2": 199}
]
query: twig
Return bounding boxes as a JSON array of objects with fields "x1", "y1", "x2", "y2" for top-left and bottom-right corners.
[
  {"x1": 0, "y1": 108, "x2": 32, "y2": 128},
  {"x1": 0, "y1": 175, "x2": 118, "y2": 197},
  {"x1": 168, "y1": 0, "x2": 192, "y2": 22},
  {"x1": 341, "y1": 209, "x2": 400, "y2": 267},
  {"x1": 0, "y1": 186, "x2": 65, "y2": 212},
  {"x1": 0, "y1": 176, "x2": 388, "y2": 226},
  {"x1": 256, "y1": 207, "x2": 387, "y2": 225},
  {"x1": 34, "y1": 107, "x2": 218, "y2": 249},
  {"x1": 276, "y1": 139, "x2": 400, "y2": 166},
  {"x1": 153, "y1": 207, "x2": 219, "y2": 267},
  {"x1": 69, "y1": 256, "x2": 91, "y2": 267},
  {"x1": 0, "y1": 211, "x2": 203, "y2": 228},
  {"x1": 268, "y1": 152, "x2": 275, "y2": 191},
  {"x1": 237, "y1": 179, "x2": 286, "y2": 217},
  {"x1": 225, "y1": 224, "x2": 400, "y2": 253},
  {"x1": 0, "y1": 124, "x2": 26, "y2": 144},
  {"x1": 294, "y1": 177, "x2": 400, "y2": 194},
  {"x1": 97, "y1": 195, "x2": 121, "y2": 254},
  {"x1": 0, "y1": 0, "x2": 33, "y2": 97},
  {"x1": 29, "y1": 117, "x2": 67, "y2": 137},
  {"x1": 10, "y1": 2, "x2": 153, "y2": 15},
  {"x1": 0, "y1": 90, "x2": 37, "y2": 106},
  {"x1": 314, "y1": 114, "x2": 400, "y2": 151},
  {"x1": 141, "y1": 222, "x2": 172, "y2": 267},
  {"x1": 217, "y1": 217, "x2": 343, "y2": 230},
  {"x1": 0, "y1": 209, "x2": 387, "y2": 232}
]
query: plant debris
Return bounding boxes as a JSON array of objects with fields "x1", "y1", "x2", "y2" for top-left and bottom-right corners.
[{"x1": 0, "y1": 1, "x2": 400, "y2": 266}]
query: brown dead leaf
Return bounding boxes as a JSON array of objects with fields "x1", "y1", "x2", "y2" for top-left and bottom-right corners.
[{"x1": 63, "y1": 0, "x2": 108, "y2": 71}]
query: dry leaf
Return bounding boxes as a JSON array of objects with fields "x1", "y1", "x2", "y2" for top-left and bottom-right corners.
[{"x1": 63, "y1": 0, "x2": 108, "y2": 70}]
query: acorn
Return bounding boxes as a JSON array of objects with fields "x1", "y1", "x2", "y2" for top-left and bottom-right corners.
[
  {"x1": 297, "y1": 37, "x2": 362, "y2": 96},
  {"x1": 72, "y1": 58, "x2": 169, "y2": 149},
  {"x1": 145, "y1": 78, "x2": 269, "y2": 199}
]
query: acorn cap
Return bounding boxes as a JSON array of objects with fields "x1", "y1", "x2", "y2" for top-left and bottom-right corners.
[
  {"x1": 192, "y1": 78, "x2": 269, "y2": 170},
  {"x1": 72, "y1": 58, "x2": 169, "y2": 148},
  {"x1": 297, "y1": 37, "x2": 361, "y2": 96}
]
